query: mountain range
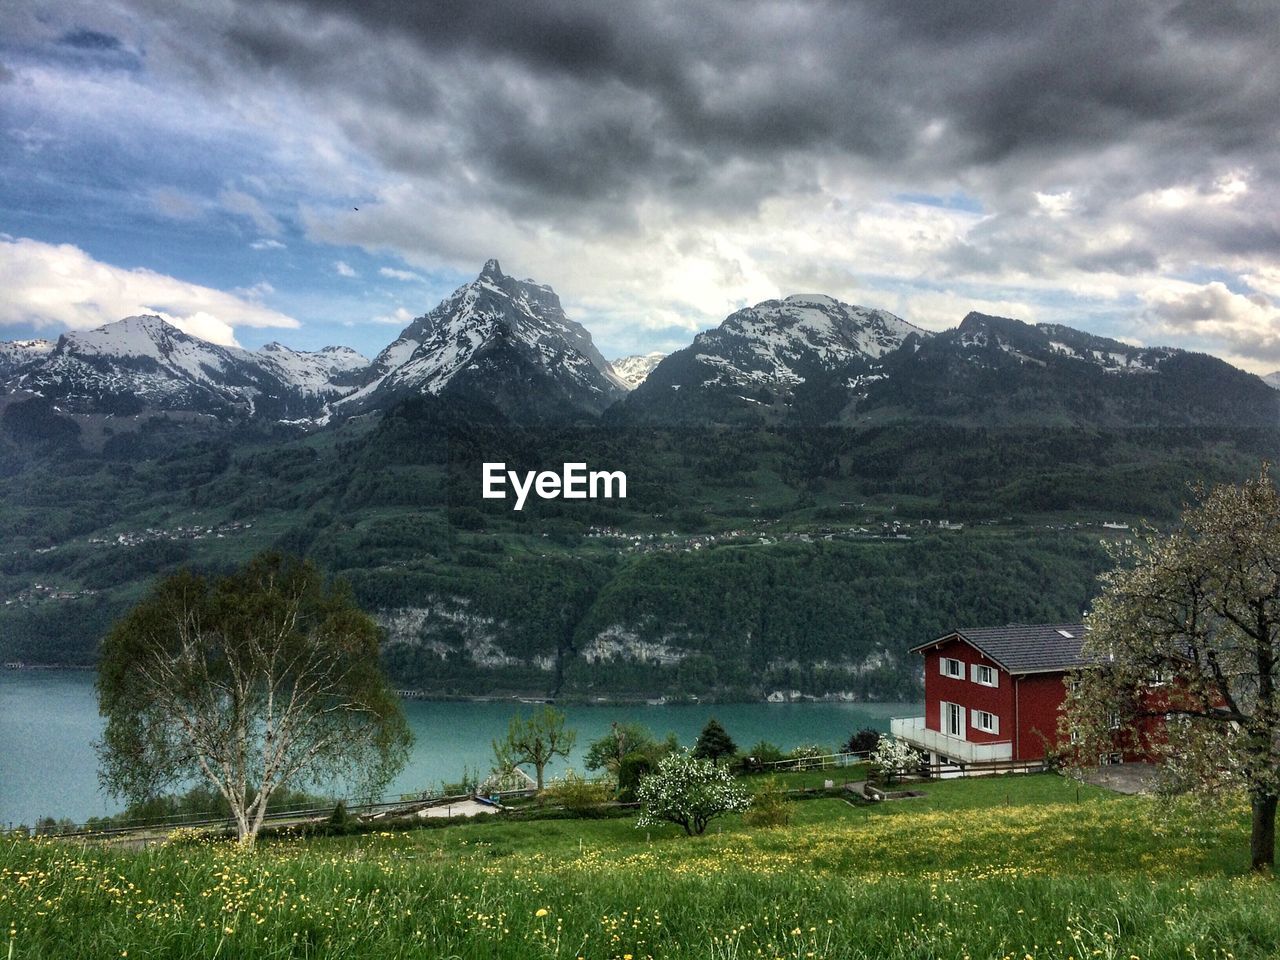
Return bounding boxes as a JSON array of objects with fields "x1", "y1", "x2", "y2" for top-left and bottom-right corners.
[
  {"x1": 3, "y1": 260, "x2": 1279, "y2": 701},
  {"x1": 2, "y1": 258, "x2": 1277, "y2": 438}
]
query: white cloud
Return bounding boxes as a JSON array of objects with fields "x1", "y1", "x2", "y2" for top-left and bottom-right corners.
[
  {"x1": 219, "y1": 188, "x2": 283, "y2": 235},
  {"x1": 1034, "y1": 190, "x2": 1074, "y2": 218},
  {"x1": 378, "y1": 266, "x2": 422, "y2": 282},
  {"x1": 1142, "y1": 280, "x2": 1280, "y2": 370},
  {"x1": 234, "y1": 280, "x2": 276, "y2": 298},
  {"x1": 0, "y1": 236, "x2": 299, "y2": 346},
  {"x1": 370, "y1": 306, "x2": 414, "y2": 325},
  {"x1": 334, "y1": 260, "x2": 358, "y2": 277},
  {"x1": 250, "y1": 238, "x2": 286, "y2": 250},
  {"x1": 149, "y1": 186, "x2": 203, "y2": 221}
]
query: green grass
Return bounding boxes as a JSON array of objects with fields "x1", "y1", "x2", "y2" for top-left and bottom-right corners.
[{"x1": 2, "y1": 774, "x2": 1271, "y2": 959}]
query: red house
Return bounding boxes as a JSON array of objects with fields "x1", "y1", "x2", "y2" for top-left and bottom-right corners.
[{"x1": 891, "y1": 623, "x2": 1098, "y2": 769}]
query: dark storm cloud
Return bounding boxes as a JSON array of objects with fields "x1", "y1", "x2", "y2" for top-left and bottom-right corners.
[
  {"x1": 163, "y1": 0, "x2": 1276, "y2": 219},
  {"x1": 14, "y1": 0, "x2": 1280, "y2": 366},
  {"x1": 58, "y1": 28, "x2": 123, "y2": 51}
]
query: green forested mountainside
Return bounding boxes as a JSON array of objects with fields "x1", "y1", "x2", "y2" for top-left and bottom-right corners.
[{"x1": 1, "y1": 395, "x2": 1276, "y2": 699}]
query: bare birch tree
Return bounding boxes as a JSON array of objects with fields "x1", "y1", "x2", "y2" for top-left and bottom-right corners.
[
  {"x1": 96, "y1": 553, "x2": 411, "y2": 845},
  {"x1": 1062, "y1": 467, "x2": 1280, "y2": 870}
]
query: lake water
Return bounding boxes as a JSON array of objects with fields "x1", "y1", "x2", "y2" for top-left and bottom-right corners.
[{"x1": 0, "y1": 670, "x2": 920, "y2": 826}]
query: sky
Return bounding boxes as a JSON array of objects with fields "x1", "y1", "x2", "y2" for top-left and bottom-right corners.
[{"x1": 2, "y1": 1, "x2": 1279, "y2": 371}]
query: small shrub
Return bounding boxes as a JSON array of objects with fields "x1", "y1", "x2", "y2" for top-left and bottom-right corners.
[
  {"x1": 743, "y1": 778, "x2": 792, "y2": 828},
  {"x1": 324, "y1": 801, "x2": 358, "y2": 834},
  {"x1": 544, "y1": 771, "x2": 612, "y2": 817}
]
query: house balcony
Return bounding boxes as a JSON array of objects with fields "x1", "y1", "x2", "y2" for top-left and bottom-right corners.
[{"x1": 890, "y1": 716, "x2": 1012, "y2": 764}]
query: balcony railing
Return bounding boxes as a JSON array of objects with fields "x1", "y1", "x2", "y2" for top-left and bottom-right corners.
[{"x1": 890, "y1": 716, "x2": 1012, "y2": 764}]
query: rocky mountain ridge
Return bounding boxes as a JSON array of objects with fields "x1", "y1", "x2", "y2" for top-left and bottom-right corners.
[{"x1": 3, "y1": 264, "x2": 1276, "y2": 431}]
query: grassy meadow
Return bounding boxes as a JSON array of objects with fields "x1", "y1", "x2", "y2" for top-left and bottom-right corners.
[{"x1": 2, "y1": 773, "x2": 1276, "y2": 959}]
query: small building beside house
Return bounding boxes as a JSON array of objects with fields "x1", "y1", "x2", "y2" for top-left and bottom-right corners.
[{"x1": 891, "y1": 623, "x2": 1102, "y2": 770}]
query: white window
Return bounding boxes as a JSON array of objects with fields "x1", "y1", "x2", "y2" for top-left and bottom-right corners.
[
  {"x1": 971, "y1": 709, "x2": 1000, "y2": 735},
  {"x1": 1108, "y1": 709, "x2": 1121, "y2": 730},
  {"x1": 941, "y1": 701, "x2": 965, "y2": 738},
  {"x1": 940, "y1": 657, "x2": 963, "y2": 679},
  {"x1": 971, "y1": 663, "x2": 998, "y2": 687}
]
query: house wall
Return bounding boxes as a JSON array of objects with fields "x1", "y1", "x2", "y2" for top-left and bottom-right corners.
[
  {"x1": 921, "y1": 636, "x2": 1014, "y2": 744},
  {"x1": 1011, "y1": 672, "x2": 1069, "y2": 761},
  {"x1": 917, "y1": 632, "x2": 1172, "y2": 766}
]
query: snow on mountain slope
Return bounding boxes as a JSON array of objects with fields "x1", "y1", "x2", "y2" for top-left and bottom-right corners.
[
  {"x1": 0, "y1": 338, "x2": 54, "y2": 379},
  {"x1": 255, "y1": 342, "x2": 368, "y2": 395},
  {"x1": 610, "y1": 352, "x2": 667, "y2": 389},
  {"x1": 1262, "y1": 371, "x2": 1280, "y2": 390},
  {"x1": 649, "y1": 295, "x2": 924, "y2": 391},
  {"x1": 337, "y1": 259, "x2": 627, "y2": 418},
  {"x1": 687, "y1": 295, "x2": 922, "y2": 390},
  {"x1": 621, "y1": 294, "x2": 928, "y2": 422},
  {"x1": 6, "y1": 316, "x2": 366, "y2": 420}
]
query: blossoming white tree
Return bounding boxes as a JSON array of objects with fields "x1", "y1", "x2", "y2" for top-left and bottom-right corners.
[
  {"x1": 1062, "y1": 467, "x2": 1280, "y2": 871},
  {"x1": 635, "y1": 749, "x2": 751, "y2": 835},
  {"x1": 871, "y1": 735, "x2": 923, "y2": 785}
]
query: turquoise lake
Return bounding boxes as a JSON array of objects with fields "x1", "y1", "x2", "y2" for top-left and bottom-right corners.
[{"x1": 0, "y1": 669, "x2": 919, "y2": 826}]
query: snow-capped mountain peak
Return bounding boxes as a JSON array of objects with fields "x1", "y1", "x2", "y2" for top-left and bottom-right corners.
[
  {"x1": 611, "y1": 352, "x2": 667, "y2": 389},
  {"x1": 683, "y1": 294, "x2": 925, "y2": 389},
  {"x1": 337, "y1": 260, "x2": 627, "y2": 418},
  {"x1": 4, "y1": 315, "x2": 367, "y2": 421}
]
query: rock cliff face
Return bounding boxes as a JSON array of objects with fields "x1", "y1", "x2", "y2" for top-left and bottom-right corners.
[{"x1": 378, "y1": 602, "x2": 556, "y2": 672}]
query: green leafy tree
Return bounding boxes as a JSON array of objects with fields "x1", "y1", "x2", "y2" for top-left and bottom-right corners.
[
  {"x1": 584, "y1": 722, "x2": 656, "y2": 780},
  {"x1": 95, "y1": 553, "x2": 412, "y2": 846},
  {"x1": 843, "y1": 728, "x2": 880, "y2": 754},
  {"x1": 492, "y1": 706, "x2": 576, "y2": 791},
  {"x1": 636, "y1": 750, "x2": 751, "y2": 835},
  {"x1": 1063, "y1": 467, "x2": 1280, "y2": 871},
  {"x1": 693, "y1": 718, "x2": 737, "y2": 761},
  {"x1": 617, "y1": 751, "x2": 653, "y2": 803}
]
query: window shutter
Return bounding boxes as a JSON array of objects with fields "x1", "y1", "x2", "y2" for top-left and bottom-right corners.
[
  {"x1": 991, "y1": 713, "x2": 1000, "y2": 735},
  {"x1": 939, "y1": 658, "x2": 948, "y2": 676},
  {"x1": 970, "y1": 663, "x2": 979, "y2": 682}
]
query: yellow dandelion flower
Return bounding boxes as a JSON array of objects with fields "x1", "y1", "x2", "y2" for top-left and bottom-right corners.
[{"x1": 535, "y1": 908, "x2": 549, "y2": 918}]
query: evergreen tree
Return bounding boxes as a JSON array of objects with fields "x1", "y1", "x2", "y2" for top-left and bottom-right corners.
[{"x1": 693, "y1": 718, "x2": 738, "y2": 761}]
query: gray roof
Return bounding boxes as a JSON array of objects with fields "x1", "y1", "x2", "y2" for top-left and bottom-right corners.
[{"x1": 911, "y1": 623, "x2": 1088, "y2": 674}]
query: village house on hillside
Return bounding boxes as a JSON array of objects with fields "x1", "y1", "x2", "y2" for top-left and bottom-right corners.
[{"x1": 892, "y1": 623, "x2": 1140, "y2": 770}]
